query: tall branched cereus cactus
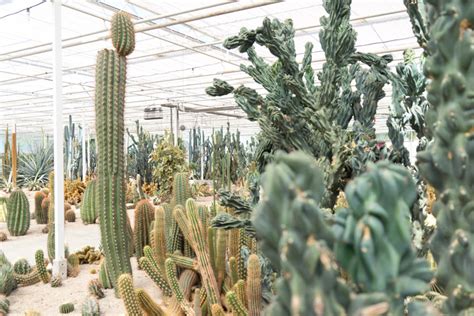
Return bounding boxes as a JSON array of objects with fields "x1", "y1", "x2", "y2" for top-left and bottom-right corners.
[
  {"x1": 95, "y1": 11, "x2": 135, "y2": 289},
  {"x1": 206, "y1": 0, "x2": 392, "y2": 207},
  {"x1": 253, "y1": 151, "x2": 432, "y2": 315},
  {"x1": 417, "y1": 0, "x2": 474, "y2": 313}
]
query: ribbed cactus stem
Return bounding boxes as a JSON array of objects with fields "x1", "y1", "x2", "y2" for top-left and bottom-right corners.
[
  {"x1": 167, "y1": 253, "x2": 199, "y2": 272},
  {"x1": 229, "y1": 257, "x2": 239, "y2": 287},
  {"x1": 162, "y1": 203, "x2": 174, "y2": 252},
  {"x1": 111, "y1": 12, "x2": 135, "y2": 57},
  {"x1": 226, "y1": 291, "x2": 248, "y2": 316},
  {"x1": 211, "y1": 304, "x2": 226, "y2": 316},
  {"x1": 237, "y1": 228, "x2": 246, "y2": 280},
  {"x1": 208, "y1": 227, "x2": 216, "y2": 272},
  {"x1": 153, "y1": 206, "x2": 168, "y2": 275},
  {"x1": 173, "y1": 206, "x2": 192, "y2": 247},
  {"x1": 193, "y1": 288, "x2": 202, "y2": 316},
  {"x1": 139, "y1": 256, "x2": 172, "y2": 297},
  {"x1": 34, "y1": 191, "x2": 47, "y2": 224},
  {"x1": 35, "y1": 249, "x2": 50, "y2": 283},
  {"x1": 165, "y1": 258, "x2": 194, "y2": 315},
  {"x1": 246, "y1": 254, "x2": 261, "y2": 316},
  {"x1": 95, "y1": 47, "x2": 132, "y2": 288},
  {"x1": 136, "y1": 288, "x2": 168, "y2": 316},
  {"x1": 80, "y1": 180, "x2": 97, "y2": 224},
  {"x1": 6, "y1": 189, "x2": 30, "y2": 236},
  {"x1": 234, "y1": 280, "x2": 247, "y2": 309},
  {"x1": 13, "y1": 268, "x2": 40, "y2": 285},
  {"x1": 185, "y1": 199, "x2": 221, "y2": 305},
  {"x1": 134, "y1": 199, "x2": 155, "y2": 261},
  {"x1": 215, "y1": 229, "x2": 227, "y2": 289},
  {"x1": 117, "y1": 274, "x2": 143, "y2": 316}
]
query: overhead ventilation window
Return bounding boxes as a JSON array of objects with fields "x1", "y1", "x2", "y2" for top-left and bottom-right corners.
[{"x1": 144, "y1": 106, "x2": 163, "y2": 120}]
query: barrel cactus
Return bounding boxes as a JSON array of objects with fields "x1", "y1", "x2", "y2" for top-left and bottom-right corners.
[
  {"x1": 13, "y1": 258, "x2": 31, "y2": 275},
  {"x1": 6, "y1": 189, "x2": 30, "y2": 236},
  {"x1": 59, "y1": 303, "x2": 74, "y2": 314},
  {"x1": 80, "y1": 180, "x2": 97, "y2": 224},
  {"x1": 95, "y1": 11, "x2": 135, "y2": 288},
  {"x1": 34, "y1": 191, "x2": 47, "y2": 224},
  {"x1": 65, "y1": 210, "x2": 76, "y2": 223}
]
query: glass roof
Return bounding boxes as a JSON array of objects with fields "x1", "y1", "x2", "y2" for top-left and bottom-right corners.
[{"x1": 0, "y1": 0, "x2": 421, "y2": 138}]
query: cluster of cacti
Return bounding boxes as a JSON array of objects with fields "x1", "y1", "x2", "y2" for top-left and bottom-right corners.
[
  {"x1": 80, "y1": 179, "x2": 97, "y2": 224},
  {"x1": 34, "y1": 191, "x2": 47, "y2": 224},
  {"x1": 59, "y1": 302, "x2": 74, "y2": 314},
  {"x1": 0, "y1": 296, "x2": 9, "y2": 315},
  {"x1": 88, "y1": 279, "x2": 104, "y2": 299},
  {"x1": 81, "y1": 296, "x2": 100, "y2": 316},
  {"x1": 133, "y1": 199, "x2": 155, "y2": 261},
  {"x1": 63, "y1": 178, "x2": 86, "y2": 205},
  {"x1": 116, "y1": 191, "x2": 266, "y2": 315},
  {"x1": 0, "y1": 252, "x2": 17, "y2": 296},
  {"x1": 74, "y1": 246, "x2": 102, "y2": 264},
  {"x1": 94, "y1": 11, "x2": 135, "y2": 289},
  {"x1": 6, "y1": 189, "x2": 30, "y2": 236},
  {"x1": 13, "y1": 258, "x2": 31, "y2": 275},
  {"x1": 416, "y1": 0, "x2": 474, "y2": 314}
]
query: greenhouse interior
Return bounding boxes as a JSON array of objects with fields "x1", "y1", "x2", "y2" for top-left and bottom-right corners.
[{"x1": 0, "y1": 0, "x2": 472, "y2": 315}]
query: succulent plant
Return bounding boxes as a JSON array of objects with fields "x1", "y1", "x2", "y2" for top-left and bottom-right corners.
[
  {"x1": 134, "y1": 199, "x2": 155, "y2": 261},
  {"x1": 98, "y1": 259, "x2": 112, "y2": 289},
  {"x1": 88, "y1": 279, "x2": 105, "y2": 299},
  {"x1": 117, "y1": 274, "x2": 142, "y2": 316},
  {"x1": 65, "y1": 210, "x2": 76, "y2": 223},
  {"x1": 416, "y1": 0, "x2": 474, "y2": 314},
  {"x1": 81, "y1": 296, "x2": 100, "y2": 316},
  {"x1": 59, "y1": 303, "x2": 74, "y2": 314},
  {"x1": 6, "y1": 189, "x2": 30, "y2": 236},
  {"x1": 0, "y1": 252, "x2": 17, "y2": 296},
  {"x1": 0, "y1": 233, "x2": 6, "y2": 242},
  {"x1": 34, "y1": 191, "x2": 47, "y2": 224},
  {"x1": 35, "y1": 250, "x2": 50, "y2": 284},
  {"x1": 80, "y1": 180, "x2": 97, "y2": 224},
  {"x1": 13, "y1": 258, "x2": 31, "y2": 275},
  {"x1": 50, "y1": 274, "x2": 62, "y2": 287},
  {"x1": 0, "y1": 296, "x2": 9, "y2": 315},
  {"x1": 95, "y1": 11, "x2": 135, "y2": 289}
]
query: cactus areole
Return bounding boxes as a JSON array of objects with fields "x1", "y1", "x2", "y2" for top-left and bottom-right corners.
[{"x1": 95, "y1": 12, "x2": 135, "y2": 289}]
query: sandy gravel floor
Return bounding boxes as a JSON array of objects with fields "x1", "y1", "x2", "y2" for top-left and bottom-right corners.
[{"x1": 0, "y1": 190, "x2": 214, "y2": 315}]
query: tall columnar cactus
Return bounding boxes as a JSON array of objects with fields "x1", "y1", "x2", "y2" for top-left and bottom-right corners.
[
  {"x1": 80, "y1": 179, "x2": 97, "y2": 224},
  {"x1": 95, "y1": 11, "x2": 135, "y2": 288},
  {"x1": 246, "y1": 254, "x2": 261, "y2": 316},
  {"x1": 35, "y1": 249, "x2": 50, "y2": 284},
  {"x1": 6, "y1": 189, "x2": 30, "y2": 236},
  {"x1": 34, "y1": 191, "x2": 47, "y2": 224},
  {"x1": 417, "y1": 1, "x2": 474, "y2": 313},
  {"x1": 133, "y1": 199, "x2": 155, "y2": 261},
  {"x1": 117, "y1": 274, "x2": 143, "y2": 316}
]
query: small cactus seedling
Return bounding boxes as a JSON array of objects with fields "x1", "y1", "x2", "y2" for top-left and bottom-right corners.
[{"x1": 88, "y1": 279, "x2": 105, "y2": 299}]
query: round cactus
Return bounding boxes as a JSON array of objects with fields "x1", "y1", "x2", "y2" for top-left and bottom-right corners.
[
  {"x1": 13, "y1": 258, "x2": 31, "y2": 275},
  {"x1": 0, "y1": 232, "x2": 7, "y2": 242},
  {"x1": 65, "y1": 210, "x2": 76, "y2": 222},
  {"x1": 6, "y1": 189, "x2": 30, "y2": 236},
  {"x1": 34, "y1": 191, "x2": 47, "y2": 224},
  {"x1": 111, "y1": 11, "x2": 135, "y2": 56},
  {"x1": 59, "y1": 303, "x2": 74, "y2": 314}
]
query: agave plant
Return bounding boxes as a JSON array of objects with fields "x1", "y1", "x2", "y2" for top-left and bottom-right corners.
[{"x1": 17, "y1": 141, "x2": 53, "y2": 190}]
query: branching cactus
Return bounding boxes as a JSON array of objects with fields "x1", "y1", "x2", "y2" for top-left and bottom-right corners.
[
  {"x1": 95, "y1": 11, "x2": 135, "y2": 288},
  {"x1": 80, "y1": 179, "x2": 97, "y2": 224},
  {"x1": 333, "y1": 161, "x2": 432, "y2": 313},
  {"x1": 6, "y1": 189, "x2": 30, "y2": 236},
  {"x1": 417, "y1": 0, "x2": 474, "y2": 313}
]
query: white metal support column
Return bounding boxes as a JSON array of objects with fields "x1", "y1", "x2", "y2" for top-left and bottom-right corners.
[
  {"x1": 174, "y1": 108, "x2": 179, "y2": 145},
  {"x1": 82, "y1": 118, "x2": 87, "y2": 181},
  {"x1": 52, "y1": 0, "x2": 67, "y2": 279}
]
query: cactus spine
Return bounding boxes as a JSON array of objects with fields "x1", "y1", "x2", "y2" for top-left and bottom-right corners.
[
  {"x1": 80, "y1": 180, "x2": 97, "y2": 224},
  {"x1": 134, "y1": 199, "x2": 155, "y2": 261},
  {"x1": 117, "y1": 274, "x2": 143, "y2": 316},
  {"x1": 34, "y1": 191, "x2": 47, "y2": 224},
  {"x1": 95, "y1": 11, "x2": 135, "y2": 288},
  {"x1": 6, "y1": 189, "x2": 30, "y2": 236},
  {"x1": 417, "y1": 1, "x2": 474, "y2": 313},
  {"x1": 136, "y1": 288, "x2": 167, "y2": 316}
]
